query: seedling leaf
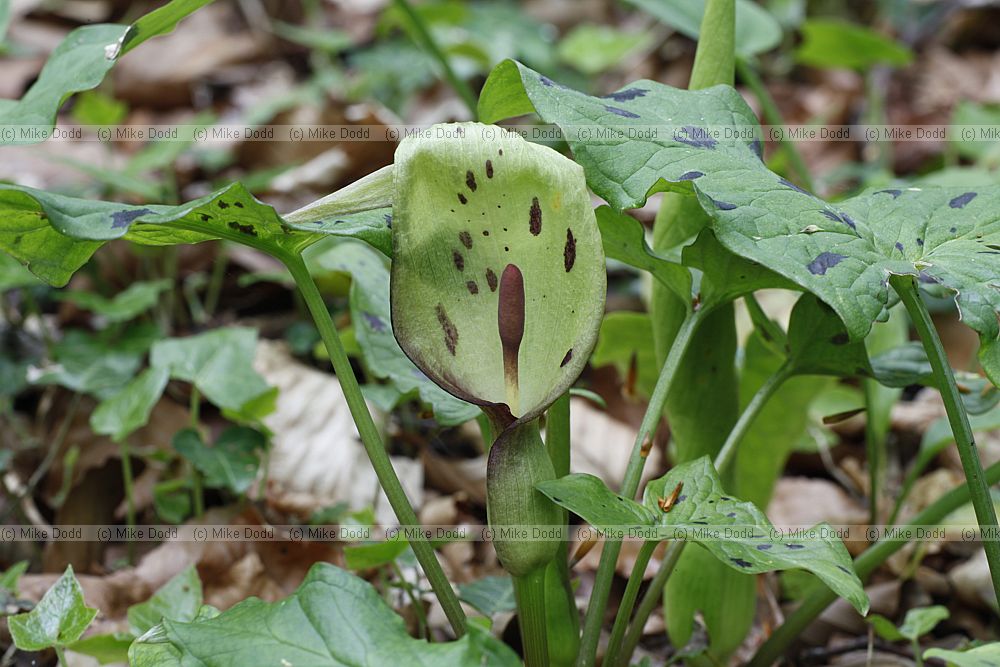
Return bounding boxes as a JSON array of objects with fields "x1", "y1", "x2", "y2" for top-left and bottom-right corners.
[
  {"x1": 8, "y1": 566, "x2": 97, "y2": 651},
  {"x1": 172, "y1": 427, "x2": 266, "y2": 494},
  {"x1": 90, "y1": 367, "x2": 169, "y2": 442},
  {"x1": 127, "y1": 566, "x2": 203, "y2": 637},
  {"x1": 924, "y1": 643, "x2": 1000, "y2": 667}
]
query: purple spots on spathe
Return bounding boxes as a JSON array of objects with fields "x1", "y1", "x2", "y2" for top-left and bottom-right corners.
[
  {"x1": 604, "y1": 105, "x2": 639, "y2": 119},
  {"x1": 564, "y1": 228, "x2": 576, "y2": 272},
  {"x1": 111, "y1": 208, "x2": 153, "y2": 229},
  {"x1": 466, "y1": 280, "x2": 479, "y2": 295},
  {"x1": 807, "y1": 252, "x2": 847, "y2": 275},
  {"x1": 362, "y1": 312, "x2": 386, "y2": 332},
  {"x1": 673, "y1": 126, "x2": 717, "y2": 149},
  {"x1": 486, "y1": 160, "x2": 494, "y2": 178},
  {"x1": 457, "y1": 193, "x2": 468, "y2": 205},
  {"x1": 452, "y1": 250, "x2": 465, "y2": 271},
  {"x1": 436, "y1": 304, "x2": 458, "y2": 355},
  {"x1": 678, "y1": 171, "x2": 704, "y2": 181},
  {"x1": 466, "y1": 170, "x2": 477, "y2": 192},
  {"x1": 459, "y1": 231, "x2": 473, "y2": 249},
  {"x1": 529, "y1": 197, "x2": 542, "y2": 235},
  {"x1": 560, "y1": 349, "x2": 573, "y2": 367},
  {"x1": 601, "y1": 88, "x2": 647, "y2": 102},
  {"x1": 950, "y1": 192, "x2": 977, "y2": 209},
  {"x1": 485, "y1": 268, "x2": 498, "y2": 292}
]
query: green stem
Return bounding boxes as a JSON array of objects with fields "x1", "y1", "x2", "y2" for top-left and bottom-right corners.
[
  {"x1": 688, "y1": 0, "x2": 735, "y2": 90},
  {"x1": 55, "y1": 645, "x2": 67, "y2": 666},
  {"x1": 189, "y1": 387, "x2": 205, "y2": 518},
  {"x1": 748, "y1": 458, "x2": 1000, "y2": 667},
  {"x1": 863, "y1": 379, "x2": 882, "y2": 526},
  {"x1": 890, "y1": 274, "x2": 1000, "y2": 603},
  {"x1": 576, "y1": 308, "x2": 705, "y2": 666},
  {"x1": 514, "y1": 568, "x2": 549, "y2": 667},
  {"x1": 280, "y1": 252, "x2": 467, "y2": 637},
  {"x1": 913, "y1": 638, "x2": 923, "y2": 667},
  {"x1": 735, "y1": 59, "x2": 814, "y2": 192},
  {"x1": 391, "y1": 0, "x2": 478, "y2": 118},
  {"x1": 604, "y1": 540, "x2": 656, "y2": 666},
  {"x1": 547, "y1": 393, "x2": 571, "y2": 477},
  {"x1": 120, "y1": 438, "x2": 136, "y2": 564},
  {"x1": 616, "y1": 361, "x2": 792, "y2": 663}
]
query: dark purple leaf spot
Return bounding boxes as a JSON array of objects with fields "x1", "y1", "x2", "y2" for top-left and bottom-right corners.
[
  {"x1": 820, "y1": 210, "x2": 841, "y2": 222},
  {"x1": 234, "y1": 201, "x2": 244, "y2": 208},
  {"x1": 807, "y1": 252, "x2": 847, "y2": 275},
  {"x1": 529, "y1": 197, "x2": 542, "y2": 235},
  {"x1": 384, "y1": 214, "x2": 392, "y2": 228},
  {"x1": 435, "y1": 304, "x2": 458, "y2": 355},
  {"x1": 466, "y1": 170, "x2": 477, "y2": 192},
  {"x1": 950, "y1": 192, "x2": 977, "y2": 209},
  {"x1": 918, "y1": 271, "x2": 939, "y2": 284},
  {"x1": 779, "y1": 178, "x2": 809, "y2": 195},
  {"x1": 731, "y1": 558, "x2": 753, "y2": 568},
  {"x1": 726, "y1": 512, "x2": 737, "y2": 518},
  {"x1": 111, "y1": 208, "x2": 153, "y2": 229},
  {"x1": 539, "y1": 75, "x2": 556, "y2": 87},
  {"x1": 837, "y1": 565, "x2": 851, "y2": 574},
  {"x1": 466, "y1": 280, "x2": 479, "y2": 295},
  {"x1": 218, "y1": 201, "x2": 229, "y2": 209},
  {"x1": 895, "y1": 242, "x2": 904, "y2": 252},
  {"x1": 916, "y1": 238, "x2": 924, "y2": 246},
  {"x1": 452, "y1": 250, "x2": 465, "y2": 271},
  {"x1": 458, "y1": 193, "x2": 468, "y2": 205},
  {"x1": 877, "y1": 189, "x2": 902, "y2": 198},
  {"x1": 710, "y1": 197, "x2": 737, "y2": 211},
  {"x1": 784, "y1": 544, "x2": 804, "y2": 550},
  {"x1": 950, "y1": 227, "x2": 957, "y2": 234},
  {"x1": 560, "y1": 349, "x2": 573, "y2": 367},
  {"x1": 678, "y1": 171, "x2": 704, "y2": 181},
  {"x1": 459, "y1": 231, "x2": 473, "y2": 249},
  {"x1": 362, "y1": 312, "x2": 385, "y2": 332},
  {"x1": 676, "y1": 495, "x2": 686, "y2": 503},
  {"x1": 601, "y1": 88, "x2": 647, "y2": 102},
  {"x1": 830, "y1": 332, "x2": 849, "y2": 345},
  {"x1": 485, "y1": 160, "x2": 493, "y2": 178},
  {"x1": 750, "y1": 138, "x2": 763, "y2": 158},
  {"x1": 486, "y1": 268, "x2": 498, "y2": 292},
  {"x1": 673, "y1": 126, "x2": 717, "y2": 149},
  {"x1": 199, "y1": 214, "x2": 211, "y2": 222},
  {"x1": 564, "y1": 228, "x2": 576, "y2": 272},
  {"x1": 604, "y1": 105, "x2": 639, "y2": 118},
  {"x1": 756, "y1": 544, "x2": 772, "y2": 551},
  {"x1": 227, "y1": 221, "x2": 257, "y2": 237}
]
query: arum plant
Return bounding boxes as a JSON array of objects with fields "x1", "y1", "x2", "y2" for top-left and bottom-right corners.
[{"x1": 388, "y1": 123, "x2": 606, "y2": 666}]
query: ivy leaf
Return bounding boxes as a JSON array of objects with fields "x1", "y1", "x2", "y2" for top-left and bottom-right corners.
[
  {"x1": 0, "y1": 561, "x2": 28, "y2": 592},
  {"x1": 537, "y1": 458, "x2": 868, "y2": 615},
  {"x1": 129, "y1": 563, "x2": 520, "y2": 666},
  {"x1": 127, "y1": 566, "x2": 203, "y2": 637},
  {"x1": 66, "y1": 632, "x2": 134, "y2": 664},
  {"x1": 150, "y1": 327, "x2": 274, "y2": 418},
  {"x1": 0, "y1": 0, "x2": 209, "y2": 143},
  {"x1": 172, "y1": 427, "x2": 266, "y2": 494},
  {"x1": 90, "y1": 367, "x2": 169, "y2": 442},
  {"x1": 391, "y1": 122, "x2": 606, "y2": 424},
  {"x1": 479, "y1": 60, "x2": 1000, "y2": 386},
  {"x1": 56, "y1": 279, "x2": 172, "y2": 323},
  {"x1": 457, "y1": 576, "x2": 516, "y2": 617},
  {"x1": 8, "y1": 566, "x2": 97, "y2": 651},
  {"x1": 870, "y1": 605, "x2": 949, "y2": 643},
  {"x1": 307, "y1": 241, "x2": 480, "y2": 426},
  {"x1": 0, "y1": 183, "x2": 389, "y2": 287},
  {"x1": 924, "y1": 643, "x2": 1000, "y2": 667},
  {"x1": 31, "y1": 330, "x2": 145, "y2": 399}
]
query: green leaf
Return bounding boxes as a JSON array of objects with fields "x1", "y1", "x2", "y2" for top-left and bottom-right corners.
[
  {"x1": 0, "y1": 0, "x2": 209, "y2": 144},
  {"x1": 897, "y1": 605, "x2": 949, "y2": 641},
  {"x1": 32, "y1": 329, "x2": 145, "y2": 399},
  {"x1": 479, "y1": 61, "x2": 1000, "y2": 387},
  {"x1": 172, "y1": 427, "x2": 266, "y2": 494},
  {"x1": 71, "y1": 90, "x2": 129, "y2": 126},
  {"x1": 128, "y1": 566, "x2": 203, "y2": 637},
  {"x1": 0, "y1": 183, "x2": 390, "y2": 287},
  {"x1": 557, "y1": 24, "x2": 651, "y2": 74},
  {"x1": 90, "y1": 367, "x2": 169, "y2": 441},
  {"x1": 796, "y1": 19, "x2": 913, "y2": 71},
  {"x1": 391, "y1": 122, "x2": 606, "y2": 424},
  {"x1": 925, "y1": 643, "x2": 1000, "y2": 667},
  {"x1": 56, "y1": 279, "x2": 171, "y2": 323},
  {"x1": 785, "y1": 293, "x2": 872, "y2": 377},
  {"x1": 150, "y1": 327, "x2": 273, "y2": 417},
  {"x1": 591, "y1": 311, "x2": 658, "y2": 398},
  {"x1": 307, "y1": 240, "x2": 480, "y2": 426},
  {"x1": 871, "y1": 343, "x2": 999, "y2": 414},
  {"x1": 0, "y1": 251, "x2": 42, "y2": 290},
  {"x1": 67, "y1": 633, "x2": 134, "y2": 664},
  {"x1": 343, "y1": 538, "x2": 409, "y2": 571},
  {"x1": 623, "y1": 0, "x2": 782, "y2": 57},
  {"x1": 868, "y1": 614, "x2": 906, "y2": 642},
  {"x1": 0, "y1": 561, "x2": 28, "y2": 592},
  {"x1": 457, "y1": 576, "x2": 516, "y2": 617},
  {"x1": 682, "y1": 230, "x2": 796, "y2": 310},
  {"x1": 538, "y1": 458, "x2": 869, "y2": 614},
  {"x1": 8, "y1": 566, "x2": 97, "y2": 651},
  {"x1": 129, "y1": 563, "x2": 520, "y2": 666}
]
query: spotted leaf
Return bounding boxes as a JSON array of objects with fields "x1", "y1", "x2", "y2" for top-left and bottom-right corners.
[{"x1": 390, "y1": 122, "x2": 606, "y2": 424}]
